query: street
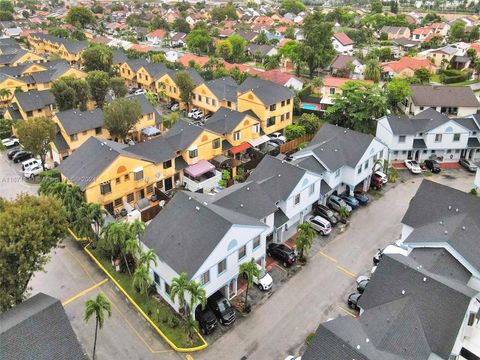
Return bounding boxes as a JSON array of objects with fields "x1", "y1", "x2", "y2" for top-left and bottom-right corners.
[{"x1": 2, "y1": 145, "x2": 476, "y2": 360}]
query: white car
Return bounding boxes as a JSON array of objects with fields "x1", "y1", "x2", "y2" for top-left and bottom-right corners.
[
  {"x1": 24, "y1": 164, "x2": 43, "y2": 179},
  {"x1": 284, "y1": 356, "x2": 302, "y2": 360},
  {"x1": 188, "y1": 108, "x2": 201, "y2": 118},
  {"x1": 192, "y1": 111, "x2": 204, "y2": 120},
  {"x1": 374, "y1": 170, "x2": 388, "y2": 184},
  {"x1": 170, "y1": 103, "x2": 179, "y2": 111},
  {"x1": 306, "y1": 215, "x2": 331, "y2": 235},
  {"x1": 404, "y1": 159, "x2": 422, "y2": 174},
  {"x1": 2, "y1": 137, "x2": 19, "y2": 148},
  {"x1": 134, "y1": 88, "x2": 146, "y2": 95},
  {"x1": 22, "y1": 158, "x2": 41, "y2": 172},
  {"x1": 269, "y1": 132, "x2": 287, "y2": 143},
  {"x1": 252, "y1": 263, "x2": 273, "y2": 291}
]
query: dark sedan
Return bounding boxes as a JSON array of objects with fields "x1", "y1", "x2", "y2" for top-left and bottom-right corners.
[
  {"x1": 7, "y1": 148, "x2": 23, "y2": 159},
  {"x1": 313, "y1": 204, "x2": 339, "y2": 226},
  {"x1": 424, "y1": 159, "x2": 441, "y2": 173},
  {"x1": 353, "y1": 191, "x2": 369, "y2": 205},
  {"x1": 267, "y1": 243, "x2": 296, "y2": 267},
  {"x1": 12, "y1": 151, "x2": 33, "y2": 163}
]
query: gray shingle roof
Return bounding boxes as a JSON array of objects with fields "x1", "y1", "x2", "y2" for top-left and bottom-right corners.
[
  {"x1": 31, "y1": 33, "x2": 87, "y2": 54},
  {"x1": 401, "y1": 180, "x2": 480, "y2": 273},
  {"x1": 411, "y1": 85, "x2": 480, "y2": 108},
  {"x1": 126, "y1": 93, "x2": 162, "y2": 122},
  {"x1": 383, "y1": 109, "x2": 454, "y2": 135},
  {"x1": 53, "y1": 131, "x2": 70, "y2": 152},
  {"x1": 468, "y1": 137, "x2": 480, "y2": 147},
  {"x1": 186, "y1": 67, "x2": 204, "y2": 86},
  {"x1": 126, "y1": 58, "x2": 149, "y2": 72},
  {"x1": 203, "y1": 107, "x2": 252, "y2": 134},
  {"x1": 14, "y1": 89, "x2": 55, "y2": 112},
  {"x1": 204, "y1": 76, "x2": 238, "y2": 102},
  {"x1": 455, "y1": 117, "x2": 480, "y2": 131},
  {"x1": 238, "y1": 77, "x2": 294, "y2": 105},
  {"x1": 141, "y1": 191, "x2": 266, "y2": 277},
  {"x1": 56, "y1": 108, "x2": 103, "y2": 135},
  {"x1": 0, "y1": 293, "x2": 86, "y2": 360}
]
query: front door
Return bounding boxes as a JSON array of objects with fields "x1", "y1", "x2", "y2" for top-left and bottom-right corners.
[
  {"x1": 407, "y1": 150, "x2": 412, "y2": 160},
  {"x1": 164, "y1": 177, "x2": 173, "y2": 191}
]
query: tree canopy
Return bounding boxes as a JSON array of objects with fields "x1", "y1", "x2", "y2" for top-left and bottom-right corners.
[
  {"x1": 65, "y1": 6, "x2": 96, "y2": 27},
  {"x1": 51, "y1": 76, "x2": 90, "y2": 111},
  {"x1": 175, "y1": 70, "x2": 195, "y2": 109},
  {"x1": 82, "y1": 44, "x2": 113, "y2": 73},
  {"x1": 103, "y1": 98, "x2": 142, "y2": 142},
  {"x1": 280, "y1": 0, "x2": 305, "y2": 15},
  {"x1": 16, "y1": 117, "x2": 56, "y2": 170},
  {"x1": 86, "y1": 71, "x2": 110, "y2": 108},
  {"x1": 186, "y1": 29, "x2": 212, "y2": 54}
]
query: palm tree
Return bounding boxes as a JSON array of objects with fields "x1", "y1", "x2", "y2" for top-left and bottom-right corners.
[
  {"x1": 139, "y1": 249, "x2": 158, "y2": 271},
  {"x1": 132, "y1": 264, "x2": 152, "y2": 295},
  {"x1": 184, "y1": 315, "x2": 199, "y2": 344},
  {"x1": 125, "y1": 238, "x2": 141, "y2": 262},
  {"x1": 129, "y1": 219, "x2": 145, "y2": 239},
  {"x1": 0, "y1": 88, "x2": 11, "y2": 100},
  {"x1": 170, "y1": 272, "x2": 190, "y2": 315},
  {"x1": 100, "y1": 222, "x2": 132, "y2": 275},
  {"x1": 84, "y1": 293, "x2": 111, "y2": 360},
  {"x1": 187, "y1": 280, "x2": 206, "y2": 317},
  {"x1": 364, "y1": 59, "x2": 381, "y2": 83},
  {"x1": 295, "y1": 222, "x2": 316, "y2": 263},
  {"x1": 338, "y1": 205, "x2": 349, "y2": 222},
  {"x1": 239, "y1": 258, "x2": 260, "y2": 312},
  {"x1": 88, "y1": 203, "x2": 106, "y2": 242}
]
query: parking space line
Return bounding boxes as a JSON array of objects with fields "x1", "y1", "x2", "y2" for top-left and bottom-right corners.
[
  {"x1": 335, "y1": 265, "x2": 356, "y2": 278},
  {"x1": 336, "y1": 305, "x2": 357, "y2": 318},
  {"x1": 317, "y1": 250, "x2": 338, "y2": 263},
  {"x1": 274, "y1": 263, "x2": 288, "y2": 273},
  {"x1": 63, "y1": 278, "x2": 108, "y2": 306}
]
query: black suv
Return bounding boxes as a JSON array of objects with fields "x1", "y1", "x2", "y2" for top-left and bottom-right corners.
[
  {"x1": 267, "y1": 243, "x2": 296, "y2": 267},
  {"x1": 424, "y1": 159, "x2": 441, "y2": 173},
  {"x1": 195, "y1": 306, "x2": 218, "y2": 335},
  {"x1": 7, "y1": 148, "x2": 22, "y2": 160},
  {"x1": 313, "y1": 203, "x2": 339, "y2": 226},
  {"x1": 207, "y1": 291, "x2": 236, "y2": 326},
  {"x1": 12, "y1": 151, "x2": 33, "y2": 163}
]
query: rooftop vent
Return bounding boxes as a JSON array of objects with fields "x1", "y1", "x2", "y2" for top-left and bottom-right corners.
[
  {"x1": 444, "y1": 230, "x2": 448, "y2": 235},
  {"x1": 448, "y1": 205, "x2": 452, "y2": 210},
  {"x1": 462, "y1": 226, "x2": 466, "y2": 230},
  {"x1": 246, "y1": 187, "x2": 250, "y2": 191},
  {"x1": 401, "y1": 290, "x2": 405, "y2": 295},
  {"x1": 203, "y1": 201, "x2": 208, "y2": 206},
  {"x1": 188, "y1": 196, "x2": 192, "y2": 200},
  {"x1": 423, "y1": 277, "x2": 427, "y2": 282},
  {"x1": 240, "y1": 203, "x2": 244, "y2": 207},
  {"x1": 439, "y1": 220, "x2": 443, "y2": 225},
  {"x1": 195, "y1": 206, "x2": 200, "y2": 211}
]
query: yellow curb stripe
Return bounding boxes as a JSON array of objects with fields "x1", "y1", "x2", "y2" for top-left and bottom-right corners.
[
  {"x1": 83, "y1": 243, "x2": 208, "y2": 353},
  {"x1": 335, "y1": 265, "x2": 356, "y2": 278},
  {"x1": 317, "y1": 250, "x2": 338, "y2": 263},
  {"x1": 68, "y1": 227, "x2": 88, "y2": 241},
  {"x1": 337, "y1": 305, "x2": 357, "y2": 318},
  {"x1": 63, "y1": 278, "x2": 108, "y2": 306}
]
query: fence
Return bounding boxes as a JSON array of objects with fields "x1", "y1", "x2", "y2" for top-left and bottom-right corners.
[{"x1": 279, "y1": 134, "x2": 314, "y2": 154}]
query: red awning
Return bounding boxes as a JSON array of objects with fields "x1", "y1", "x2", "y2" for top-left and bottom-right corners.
[{"x1": 230, "y1": 142, "x2": 251, "y2": 155}]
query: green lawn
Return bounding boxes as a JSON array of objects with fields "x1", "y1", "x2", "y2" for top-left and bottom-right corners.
[
  {"x1": 89, "y1": 248, "x2": 203, "y2": 348},
  {"x1": 446, "y1": 79, "x2": 480, "y2": 86}
]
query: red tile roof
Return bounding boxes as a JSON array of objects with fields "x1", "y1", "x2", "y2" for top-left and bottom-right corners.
[
  {"x1": 147, "y1": 29, "x2": 167, "y2": 39},
  {"x1": 381, "y1": 57, "x2": 436, "y2": 74},
  {"x1": 258, "y1": 70, "x2": 300, "y2": 86},
  {"x1": 323, "y1": 76, "x2": 372, "y2": 88},
  {"x1": 334, "y1": 32, "x2": 354, "y2": 46},
  {"x1": 130, "y1": 44, "x2": 151, "y2": 53},
  {"x1": 178, "y1": 53, "x2": 210, "y2": 67}
]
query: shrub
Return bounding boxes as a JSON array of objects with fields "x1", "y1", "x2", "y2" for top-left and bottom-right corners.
[
  {"x1": 306, "y1": 332, "x2": 315, "y2": 345},
  {"x1": 38, "y1": 169, "x2": 61, "y2": 181},
  {"x1": 167, "y1": 313, "x2": 179, "y2": 328},
  {"x1": 470, "y1": 188, "x2": 478, "y2": 196},
  {"x1": 285, "y1": 124, "x2": 306, "y2": 141}
]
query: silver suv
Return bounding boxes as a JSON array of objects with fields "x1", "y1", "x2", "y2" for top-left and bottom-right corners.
[{"x1": 327, "y1": 195, "x2": 352, "y2": 213}]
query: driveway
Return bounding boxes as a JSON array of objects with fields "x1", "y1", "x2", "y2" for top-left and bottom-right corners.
[
  {"x1": 0, "y1": 150, "x2": 38, "y2": 199},
  {"x1": 195, "y1": 171, "x2": 474, "y2": 360}
]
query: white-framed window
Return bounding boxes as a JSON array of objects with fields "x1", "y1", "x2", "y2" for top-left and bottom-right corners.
[
  {"x1": 134, "y1": 168, "x2": 144, "y2": 181},
  {"x1": 294, "y1": 193, "x2": 301, "y2": 205},
  {"x1": 189, "y1": 149, "x2": 198, "y2": 158},
  {"x1": 364, "y1": 160, "x2": 369, "y2": 170},
  {"x1": 453, "y1": 133, "x2": 460, "y2": 142},
  {"x1": 435, "y1": 134, "x2": 442, "y2": 142},
  {"x1": 238, "y1": 245, "x2": 247, "y2": 260},
  {"x1": 253, "y1": 236, "x2": 261, "y2": 249},
  {"x1": 398, "y1": 135, "x2": 406, "y2": 143},
  {"x1": 234, "y1": 131, "x2": 241, "y2": 141},
  {"x1": 217, "y1": 259, "x2": 226, "y2": 275},
  {"x1": 309, "y1": 183, "x2": 315, "y2": 195},
  {"x1": 253, "y1": 124, "x2": 260, "y2": 133},
  {"x1": 200, "y1": 270, "x2": 210, "y2": 285},
  {"x1": 357, "y1": 166, "x2": 361, "y2": 174}
]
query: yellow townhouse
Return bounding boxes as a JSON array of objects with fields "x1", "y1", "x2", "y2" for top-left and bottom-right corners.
[
  {"x1": 27, "y1": 33, "x2": 87, "y2": 65},
  {"x1": 237, "y1": 77, "x2": 294, "y2": 135},
  {"x1": 192, "y1": 76, "x2": 238, "y2": 114},
  {"x1": 155, "y1": 67, "x2": 204, "y2": 108},
  {"x1": 0, "y1": 48, "x2": 45, "y2": 67},
  {"x1": 119, "y1": 58, "x2": 149, "y2": 88},
  {"x1": 4, "y1": 89, "x2": 56, "y2": 123},
  {"x1": 136, "y1": 62, "x2": 170, "y2": 92}
]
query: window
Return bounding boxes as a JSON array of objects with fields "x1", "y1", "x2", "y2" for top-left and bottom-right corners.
[
  {"x1": 267, "y1": 117, "x2": 275, "y2": 127},
  {"x1": 227, "y1": 101, "x2": 232, "y2": 107},
  {"x1": 435, "y1": 134, "x2": 442, "y2": 142},
  {"x1": 329, "y1": 88, "x2": 335, "y2": 95},
  {"x1": 189, "y1": 149, "x2": 198, "y2": 158},
  {"x1": 124, "y1": 174, "x2": 130, "y2": 181},
  {"x1": 114, "y1": 198, "x2": 122, "y2": 207},
  {"x1": 198, "y1": 95, "x2": 202, "y2": 101},
  {"x1": 153, "y1": 272, "x2": 160, "y2": 285},
  {"x1": 398, "y1": 135, "x2": 406, "y2": 143},
  {"x1": 115, "y1": 177, "x2": 121, "y2": 184},
  {"x1": 100, "y1": 181, "x2": 112, "y2": 195},
  {"x1": 200, "y1": 270, "x2": 210, "y2": 285},
  {"x1": 70, "y1": 133, "x2": 78, "y2": 141},
  {"x1": 447, "y1": 149, "x2": 452, "y2": 154},
  {"x1": 309, "y1": 183, "x2": 315, "y2": 195},
  {"x1": 393, "y1": 151, "x2": 398, "y2": 155},
  {"x1": 281, "y1": 100, "x2": 285, "y2": 107},
  {"x1": 165, "y1": 282, "x2": 170, "y2": 294},
  {"x1": 134, "y1": 169, "x2": 144, "y2": 181},
  {"x1": 238, "y1": 245, "x2": 247, "y2": 260},
  {"x1": 287, "y1": 99, "x2": 291, "y2": 105},
  {"x1": 280, "y1": 114, "x2": 285, "y2": 122},
  {"x1": 286, "y1": 112, "x2": 290, "y2": 119},
  {"x1": 126, "y1": 193, "x2": 134, "y2": 203},
  {"x1": 212, "y1": 99, "x2": 216, "y2": 106},
  {"x1": 82, "y1": 130, "x2": 88, "y2": 135},
  {"x1": 253, "y1": 124, "x2": 260, "y2": 133},
  {"x1": 95, "y1": 127, "x2": 102, "y2": 135},
  {"x1": 253, "y1": 236, "x2": 261, "y2": 249},
  {"x1": 357, "y1": 166, "x2": 361, "y2": 174},
  {"x1": 146, "y1": 184, "x2": 154, "y2": 194},
  {"x1": 294, "y1": 193, "x2": 301, "y2": 205},
  {"x1": 269, "y1": 104, "x2": 276, "y2": 111},
  {"x1": 206, "y1": 97, "x2": 210, "y2": 105},
  {"x1": 364, "y1": 160, "x2": 369, "y2": 170},
  {"x1": 217, "y1": 259, "x2": 227, "y2": 275},
  {"x1": 233, "y1": 131, "x2": 241, "y2": 141},
  {"x1": 163, "y1": 160, "x2": 172, "y2": 169},
  {"x1": 212, "y1": 138, "x2": 220, "y2": 149},
  {"x1": 453, "y1": 133, "x2": 460, "y2": 141}
]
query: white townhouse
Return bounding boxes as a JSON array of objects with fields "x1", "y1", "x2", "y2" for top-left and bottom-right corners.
[
  {"x1": 402, "y1": 85, "x2": 480, "y2": 117},
  {"x1": 376, "y1": 108, "x2": 480, "y2": 164},
  {"x1": 331, "y1": 32, "x2": 354, "y2": 54},
  {"x1": 289, "y1": 124, "x2": 388, "y2": 201}
]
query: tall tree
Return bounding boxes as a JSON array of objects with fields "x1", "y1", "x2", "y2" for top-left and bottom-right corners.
[
  {"x1": 101, "y1": 222, "x2": 132, "y2": 274},
  {"x1": 109, "y1": 77, "x2": 127, "y2": 98},
  {"x1": 386, "y1": 78, "x2": 412, "y2": 112},
  {"x1": 51, "y1": 79, "x2": 76, "y2": 111},
  {"x1": 216, "y1": 40, "x2": 233, "y2": 61},
  {"x1": 280, "y1": 0, "x2": 305, "y2": 14},
  {"x1": 82, "y1": 44, "x2": 113, "y2": 73},
  {"x1": 364, "y1": 59, "x2": 382, "y2": 83},
  {"x1": 239, "y1": 258, "x2": 260, "y2": 312},
  {"x1": 84, "y1": 293, "x2": 111, "y2": 360},
  {"x1": 227, "y1": 34, "x2": 247, "y2": 61},
  {"x1": 298, "y1": 113, "x2": 322, "y2": 134},
  {"x1": 132, "y1": 264, "x2": 152, "y2": 295},
  {"x1": 0, "y1": 195, "x2": 67, "y2": 311},
  {"x1": 86, "y1": 71, "x2": 110, "y2": 108},
  {"x1": 295, "y1": 222, "x2": 315, "y2": 262},
  {"x1": 0, "y1": 0, "x2": 14, "y2": 13},
  {"x1": 66, "y1": 6, "x2": 96, "y2": 28},
  {"x1": 170, "y1": 272, "x2": 190, "y2": 315},
  {"x1": 187, "y1": 280, "x2": 206, "y2": 317},
  {"x1": 103, "y1": 98, "x2": 142, "y2": 142},
  {"x1": 449, "y1": 20, "x2": 466, "y2": 41},
  {"x1": 301, "y1": 11, "x2": 336, "y2": 78},
  {"x1": 414, "y1": 68, "x2": 432, "y2": 84},
  {"x1": 139, "y1": 249, "x2": 158, "y2": 271},
  {"x1": 16, "y1": 117, "x2": 56, "y2": 170},
  {"x1": 371, "y1": 0, "x2": 383, "y2": 13},
  {"x1": 186, "y1": 29, "x2": 212, "y2": 54},
  {"x1": 175, "y1": 71, "x2": 195, "y2": 110}
]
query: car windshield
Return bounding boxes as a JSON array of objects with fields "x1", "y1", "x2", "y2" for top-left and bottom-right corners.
[
  {"x1": 258, "y1": 269, "x2": 267, "y2": 279},
  {"x1": 218, "y1": 298, "x2": 231, "y2": 313},
  {"x1": 411, "y1": 161, "x2": 419, "y2": 165}
]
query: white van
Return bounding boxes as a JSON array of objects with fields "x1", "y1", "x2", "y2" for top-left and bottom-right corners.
[{"x1": 22, "y1": 158, "x2": 41, "y2": 172}]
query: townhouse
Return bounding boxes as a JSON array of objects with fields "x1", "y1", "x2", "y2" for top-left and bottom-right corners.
[
  {"x1": 27, "y1": 33, "x2": 87, "y2": 65},
  {"x1": 331, "y1": 32, "x2": 354, "y2": 54},
  {"x1": 379, "y1": 26, "x2": 411, "y2": 40},
  {"x1": 192, "y1": 76, "x2": 238, "y2": 113},
  {"x1": 237, "y1": 77, "x2": 294, "y2": 135},
  {"x1": 290, "y1": 123, "x2": 388, "y2": 200},
  {"x1": 402, "y1": 85, "x2": 480, "y2": 116},
  {"x1": 0, "y1": 48, "x2": 45, "y2": 67},
  {"x1": 376, "y1": 108, "x2": 480, "y2": 164},
  {"x1": 4, "y1": 89, "x2": 56, "y2": 122},
  {"x1": 136, "y1": 62, "x2": 170, "y2": 93},
  {"x1": 258, "y1": 70, "x2": 304, "y2": 91},
  {"x1": 420, "y1": 45, "x2": 458, "y2": 67},
  {"x1": 155, "y1": 67, "x2": 204, "y2": 108},
  {"x1": 119, "y1": 58, "x2": 149, "y2": 88}
]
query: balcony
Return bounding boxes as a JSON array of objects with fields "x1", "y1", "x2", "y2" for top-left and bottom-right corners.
[{"x1": 183, "y1": 160, "x2": 221, "y2": 193}]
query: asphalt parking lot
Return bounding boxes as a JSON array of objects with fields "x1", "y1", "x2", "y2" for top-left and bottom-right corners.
[{"x1": 0, "y1": 149, "x2": 39, "y2": 199}]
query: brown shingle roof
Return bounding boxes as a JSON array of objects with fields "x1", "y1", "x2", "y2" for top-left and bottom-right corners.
[{"x1": 411, "y1": 85, "x2": 480, "y2": 108}]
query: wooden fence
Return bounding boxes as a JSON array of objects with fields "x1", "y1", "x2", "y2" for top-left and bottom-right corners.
[{"x1": 279, "y1": 134, "x2": 314, "y2": 154}]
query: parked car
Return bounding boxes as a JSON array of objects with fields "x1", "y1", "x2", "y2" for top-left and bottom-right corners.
[
  {"x1": 356, "y1": 275, "x2": 370, "y2": 294},
  {"x1": 423, "y1": 159, "x2": 441, "y2": 173},
  {"x1": 313, "y1": 204, "x2": 339, "y2": 226},
  {"x1": 207, "y1": 291, "x2": 236, "y2": 326},
  {"x1": 267, "y1": 243, "x2": 296, "y2": 267},
  {"x1": 347, "y1": 292, "x2": 362, "y2": 311},
  {"x1": 340, "y1": 193, "x2": 359, "y2": 209},
  {"x1": 170, "y1": 102, "x2": 179, "y2": 111},
  {"x1": 306, "y1": 215, "x2": 331, "y2": 235},
  {"x1": 268, "y1": 138, "x2": 284, "y2": 146},
  {"x1": 7, "y1": 148, "x2": 23, "y2": 160},
  {"x1": 266, "y1": 141, "x2": 280, "y2": 149},
  {"x1": 249, "y1": 263, "x2": 273, "y2": 291},
  {"x1": 13, "y1": 151, "x2": 33, "y2": 163},
  {"x1": 195, "y1": 306, "x2": 218, "y2": 335},
  {"x1": 125, "y1": 139, "x2": 135, "y2": 146},
  {"x1": 327, "y1": 195, "x2": 352, "y2": 213},
  {"x1": 192, "y1": 111, "x2": 204, "y2": 120},
  {"x1": 2, "y1": 137, "x2": 19, "y2": 148},
  {"x1": 134, "y1": 88, "x2": 146, "y2": 95},
  {"x1": 269, "y1": 132, "x2": 287, "y2": 143},
  {"x1": 353, "y1": 191, "x2": 369, "y2": 205},
  {"x1": 370, "y1": 174, "x2": 384, "y2": 190},
  {"x1": 459, "y1": 158, "x2": 478, "y2": 172},
  {"x1": 21, "y1": 158, "x2": 41, "y2": 172},
  {"x1": 188, "y1": 108, "x2": 201, "y2": 118},
  {"x1": 404, "y1": 159, "x2": 422, "y2": 174},
  {"x1": 374, "y1": 171, "x2": 388, "y2": 184},
  {"x1": 24, "y1": 164, "x2": 43, "y2": 179}
]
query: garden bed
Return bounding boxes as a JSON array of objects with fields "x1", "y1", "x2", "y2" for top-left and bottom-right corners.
[{"x1": 88, "y1": 247, "x2": 204, "y2": 349}]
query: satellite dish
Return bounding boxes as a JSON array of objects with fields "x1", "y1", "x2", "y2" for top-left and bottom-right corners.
[{"x1": 159, "y1": 200, "x2": 165, "y2": 208}]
